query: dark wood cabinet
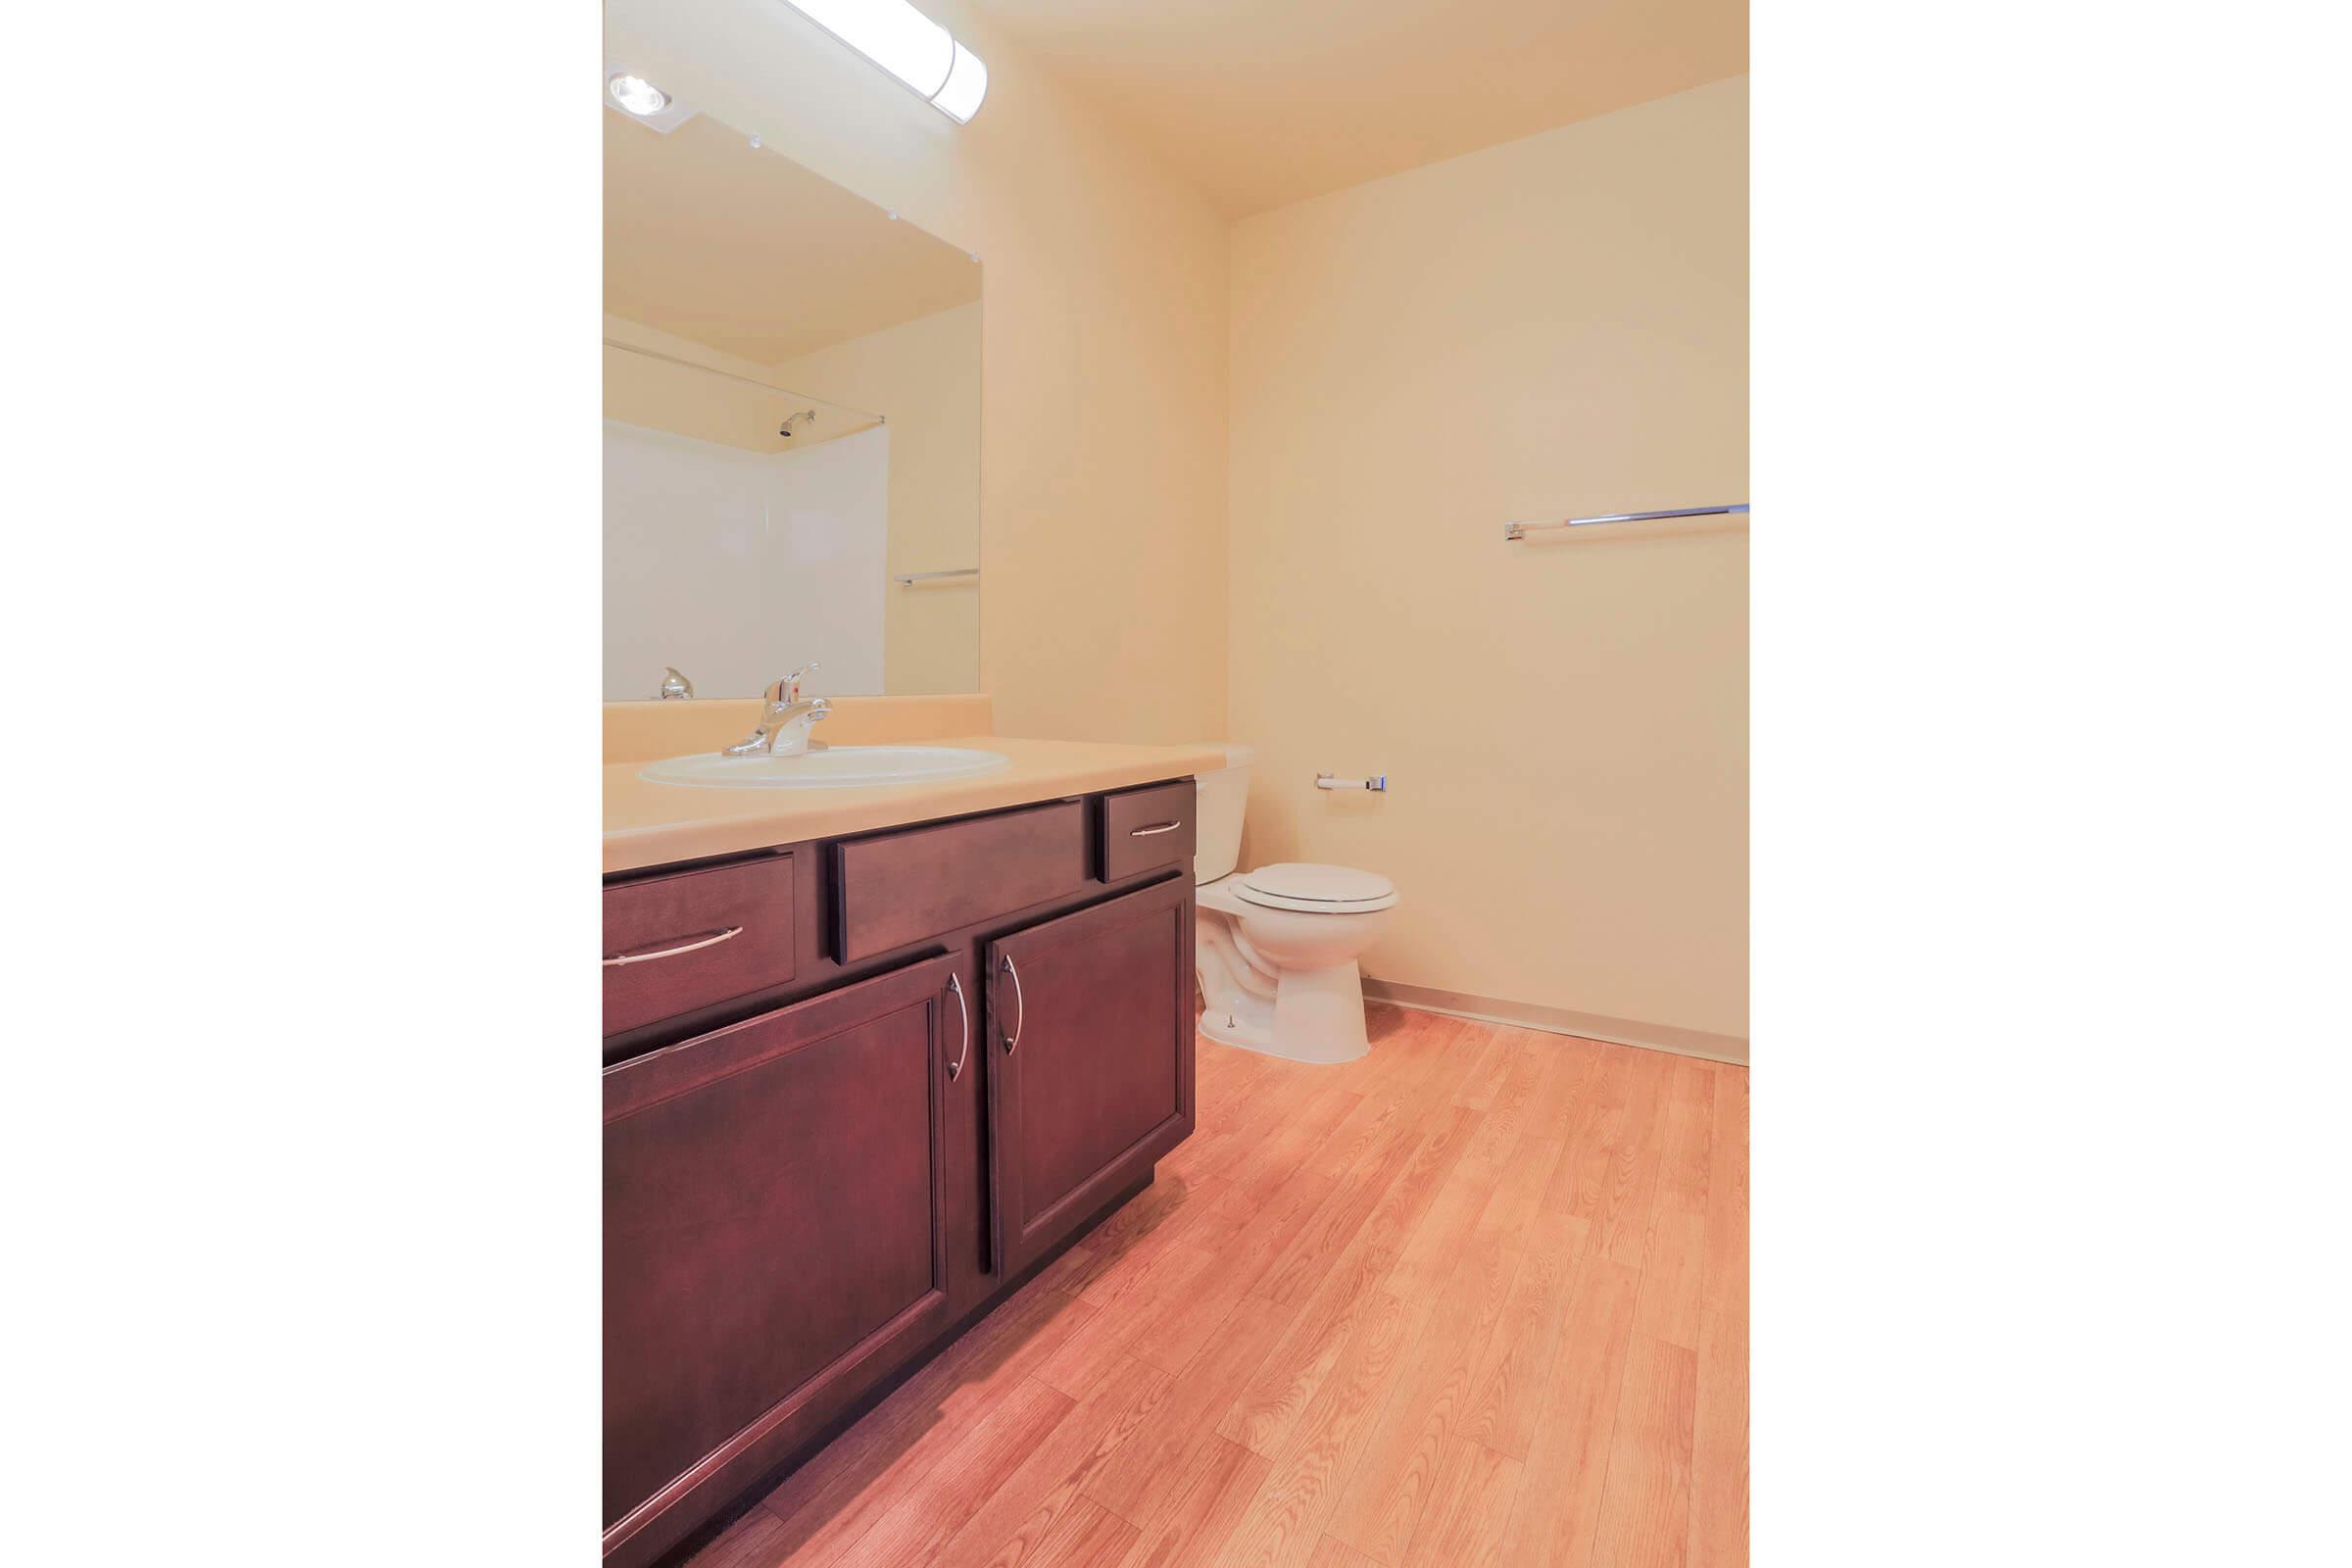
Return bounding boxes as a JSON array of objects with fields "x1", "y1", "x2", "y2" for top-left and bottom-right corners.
[
  {"x1": 603, "y1": 956, "x2": 959, "y2": 1559},
  {"x1": 986, "y1": 875, "x2": 1196, "y2": 1278},
  {"x1": 1098, "y1": 779, "x2": 1197, "y2": 883},
  {"x1": 830, "y1": 798, "x2": 1088, "y2": 962},
  {"x1": 602, "y1": 785, "x2": 1196, "y2": 1567},
  {"x1": 603, "y1": 851, "x2": 798, "y2": 1036}
]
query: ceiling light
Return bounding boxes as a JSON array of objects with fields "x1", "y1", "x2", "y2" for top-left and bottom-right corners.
[
  {"x1": 608, "y1": 74, "x2": 669, "y2": 117},
  {"x1": 931, "y1": 42, "x2": 988, "y2": 123},
  {"x1": 778, "y1": 0, "x2": 991, "y2": 123}
]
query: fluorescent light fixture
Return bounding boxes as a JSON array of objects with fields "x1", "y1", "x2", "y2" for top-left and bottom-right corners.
[
  {"x1": 931, "y1": 42, "x2": 988, "y2": 123},
  {"x1": 607, "y1": 74, "x2": 669, "y2": 117},
  {"x1": 779, "y1": 0, "x2": 991, "y2": 123}
]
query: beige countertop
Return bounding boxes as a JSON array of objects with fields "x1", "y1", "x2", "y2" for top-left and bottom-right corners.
[{"x1": 605, "y1": 735, "x2": 1224, "y2": 874}]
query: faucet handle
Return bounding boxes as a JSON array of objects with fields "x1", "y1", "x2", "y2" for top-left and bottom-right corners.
[
  {"x1": 659, "y1": 666, "x2": 694, "y2": 700},
  {"x1": 768, "y1": 662, "x2": 820, "y2": 707}
]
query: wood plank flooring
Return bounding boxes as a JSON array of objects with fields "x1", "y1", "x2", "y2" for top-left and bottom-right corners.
[{"x1": 687, "y1": 1005, "x2": 1748, "y2": 1568}]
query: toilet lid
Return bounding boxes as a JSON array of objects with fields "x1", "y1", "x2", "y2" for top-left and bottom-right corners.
[{"x1": 1234, "y1": 862, "x2": 1398, "y2": 913}]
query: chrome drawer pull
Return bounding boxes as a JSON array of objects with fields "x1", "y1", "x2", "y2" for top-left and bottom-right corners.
[
  {"x1": 1128, "y1": 820, "x2": 1182, "y2": 837},
  {"x1": 1000, "y1": 954, "x2": 1025, "y2": 1053},
  {"x1": 946, "y1": 973, "x2": 971, "y2": 1081},
  {"x1": 601, "y1": 926, "x2": 743, "y2": 967}
]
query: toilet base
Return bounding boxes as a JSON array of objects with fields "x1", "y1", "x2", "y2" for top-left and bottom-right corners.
[{"x1": 1198, "y1": 958, "x2": 1370, "y2": 1065}]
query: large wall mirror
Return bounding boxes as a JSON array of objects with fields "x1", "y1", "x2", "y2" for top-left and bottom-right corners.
[{"x1": 604, "y1": 81, "x2": 980, "y2": 702}]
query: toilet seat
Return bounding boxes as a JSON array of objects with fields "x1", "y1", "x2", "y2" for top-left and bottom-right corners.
[{"x1": 1232, "y1": 861, "x2": 1398, "y2": 914}]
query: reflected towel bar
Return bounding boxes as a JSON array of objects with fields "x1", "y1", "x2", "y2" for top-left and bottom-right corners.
[
  {"x1": 1503, "y1": 504, "x2": 1749, "y2": 541},
  {"x1": 892, "y1": 567, "x2": 980, "y2": 585}
]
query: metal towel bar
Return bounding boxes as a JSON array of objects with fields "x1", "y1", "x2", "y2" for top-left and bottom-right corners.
[{"x1": 1504, "y1": 504, "x2": 1748, "y2": 541}]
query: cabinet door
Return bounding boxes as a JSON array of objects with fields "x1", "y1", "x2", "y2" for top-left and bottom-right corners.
[
  {"x1": 986, "y1": 876, "x2": 1195, "y2": 1279},
  {"x1": 603, "y1": 954, "x2": 959, "y2": 1563}
]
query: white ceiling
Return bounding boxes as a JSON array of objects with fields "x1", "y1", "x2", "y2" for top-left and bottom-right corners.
[{"x1": 967, "y1": 0, "x2": 1748, "y2": 217}]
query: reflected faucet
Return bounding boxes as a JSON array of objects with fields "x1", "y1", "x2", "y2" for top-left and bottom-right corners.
[{"x1": 724, "y1": 662, "x2": 832, "y2": 757}]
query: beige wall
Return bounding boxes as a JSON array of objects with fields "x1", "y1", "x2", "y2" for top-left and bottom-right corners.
[
  {"x1": 608, "y1": 0, "x2": 1228, "y2": 743},
  {"x1": 1227, "y1": 77, "x2": 1749, "y2": 1047},
  {"x1": 774, "y1": 304, "x2": 982, "y2": 694}
]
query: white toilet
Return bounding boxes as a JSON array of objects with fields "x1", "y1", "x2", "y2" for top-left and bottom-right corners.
[{"x1": 1191, "y1": 744, "x2": 1398, "y2": 1063}]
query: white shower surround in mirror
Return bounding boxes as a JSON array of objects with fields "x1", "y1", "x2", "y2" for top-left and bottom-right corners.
[
  {"x1": 604, "y1": 420, "x2": 889, "y2": 701},
  {"x1": 604, "y1": 90, "x2": 981, "y2": 703}
]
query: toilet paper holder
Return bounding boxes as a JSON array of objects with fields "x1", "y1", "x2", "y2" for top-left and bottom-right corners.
[{"x1": 1315, "y1": 772, "x2": 1388, "y2": 792}]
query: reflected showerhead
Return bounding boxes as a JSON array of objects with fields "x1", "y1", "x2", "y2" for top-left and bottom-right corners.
[{"x1": 778, "y1": 410, "x2": 816, "y2": 437}]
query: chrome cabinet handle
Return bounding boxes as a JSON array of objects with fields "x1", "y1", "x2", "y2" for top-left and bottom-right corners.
[
  {"x1": 946, "y1": 973, "x2": 971, "y2": 1081},
  {"x1": 601, "y1": 926, "x2": 743, "y2": 967},
  {"x1": 1128, "y1": 820, "x2": 1183, "y2": 837},
  {"x1": 1000, "y1": 954, "x2": 1025, "y2": 1053}
]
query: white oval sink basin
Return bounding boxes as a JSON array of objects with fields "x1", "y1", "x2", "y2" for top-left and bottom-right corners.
[{"x1": 641, "y1": 745, "x2": 1010, "y2": 790}]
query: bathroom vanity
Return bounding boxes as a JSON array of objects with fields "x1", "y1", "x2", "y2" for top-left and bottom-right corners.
[
  {"x1": 602, "y1": 765, "x2": 1201, "y2": 1567},
  {"x1": 601, "y1": 69, "x2": 1226, "y2": 1558}
]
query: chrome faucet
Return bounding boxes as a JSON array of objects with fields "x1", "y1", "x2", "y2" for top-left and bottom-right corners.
[
  {"x1": 658, "y1": 666, "x2": 694, "y2": 700},
  {"x1": 724, "y1": 662, "x2": 832, "y2": 757}
]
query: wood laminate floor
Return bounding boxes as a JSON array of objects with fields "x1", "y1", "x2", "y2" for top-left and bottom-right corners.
[{"x1": 686, "y1": 1005, "x2": 1748, "y2": 1568}]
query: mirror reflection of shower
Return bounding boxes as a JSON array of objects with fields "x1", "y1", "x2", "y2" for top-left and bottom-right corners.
[{"x1": 601, "y1": 79, "x2": 981, "y2": 702}]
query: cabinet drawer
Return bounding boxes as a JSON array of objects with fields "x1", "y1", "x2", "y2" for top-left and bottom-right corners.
[
  {"x1": 604, "y1": 853, "x2": 797, "y2": 1036},
  {"x1": 1099, "y1": 779, "x2": 1197, "y2": 882},
  {"x1": 832, "y1": 801, "x2": 1087, "y2": 962}
]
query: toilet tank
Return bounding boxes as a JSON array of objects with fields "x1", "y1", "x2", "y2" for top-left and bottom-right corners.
[{"x1": 1191, "y1": 743, "x2": 1253, "y2": 884}]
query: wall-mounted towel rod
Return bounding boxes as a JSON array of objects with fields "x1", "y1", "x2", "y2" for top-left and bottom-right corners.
[
  {"x1": 892, "y1": 567, "x2": 980, "y2": 585},
  {"x1": 1316, "y1": 773, "x2": 1388, "y2": 792},
  {"x1": 1503, "y1": 504, "x2": 1748, "y2": 541}
]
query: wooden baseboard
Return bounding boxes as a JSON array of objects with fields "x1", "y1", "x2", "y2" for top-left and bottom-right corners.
[{"x1": 1361, "y1": 978, "x2": 1749, "y2": 1066}]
